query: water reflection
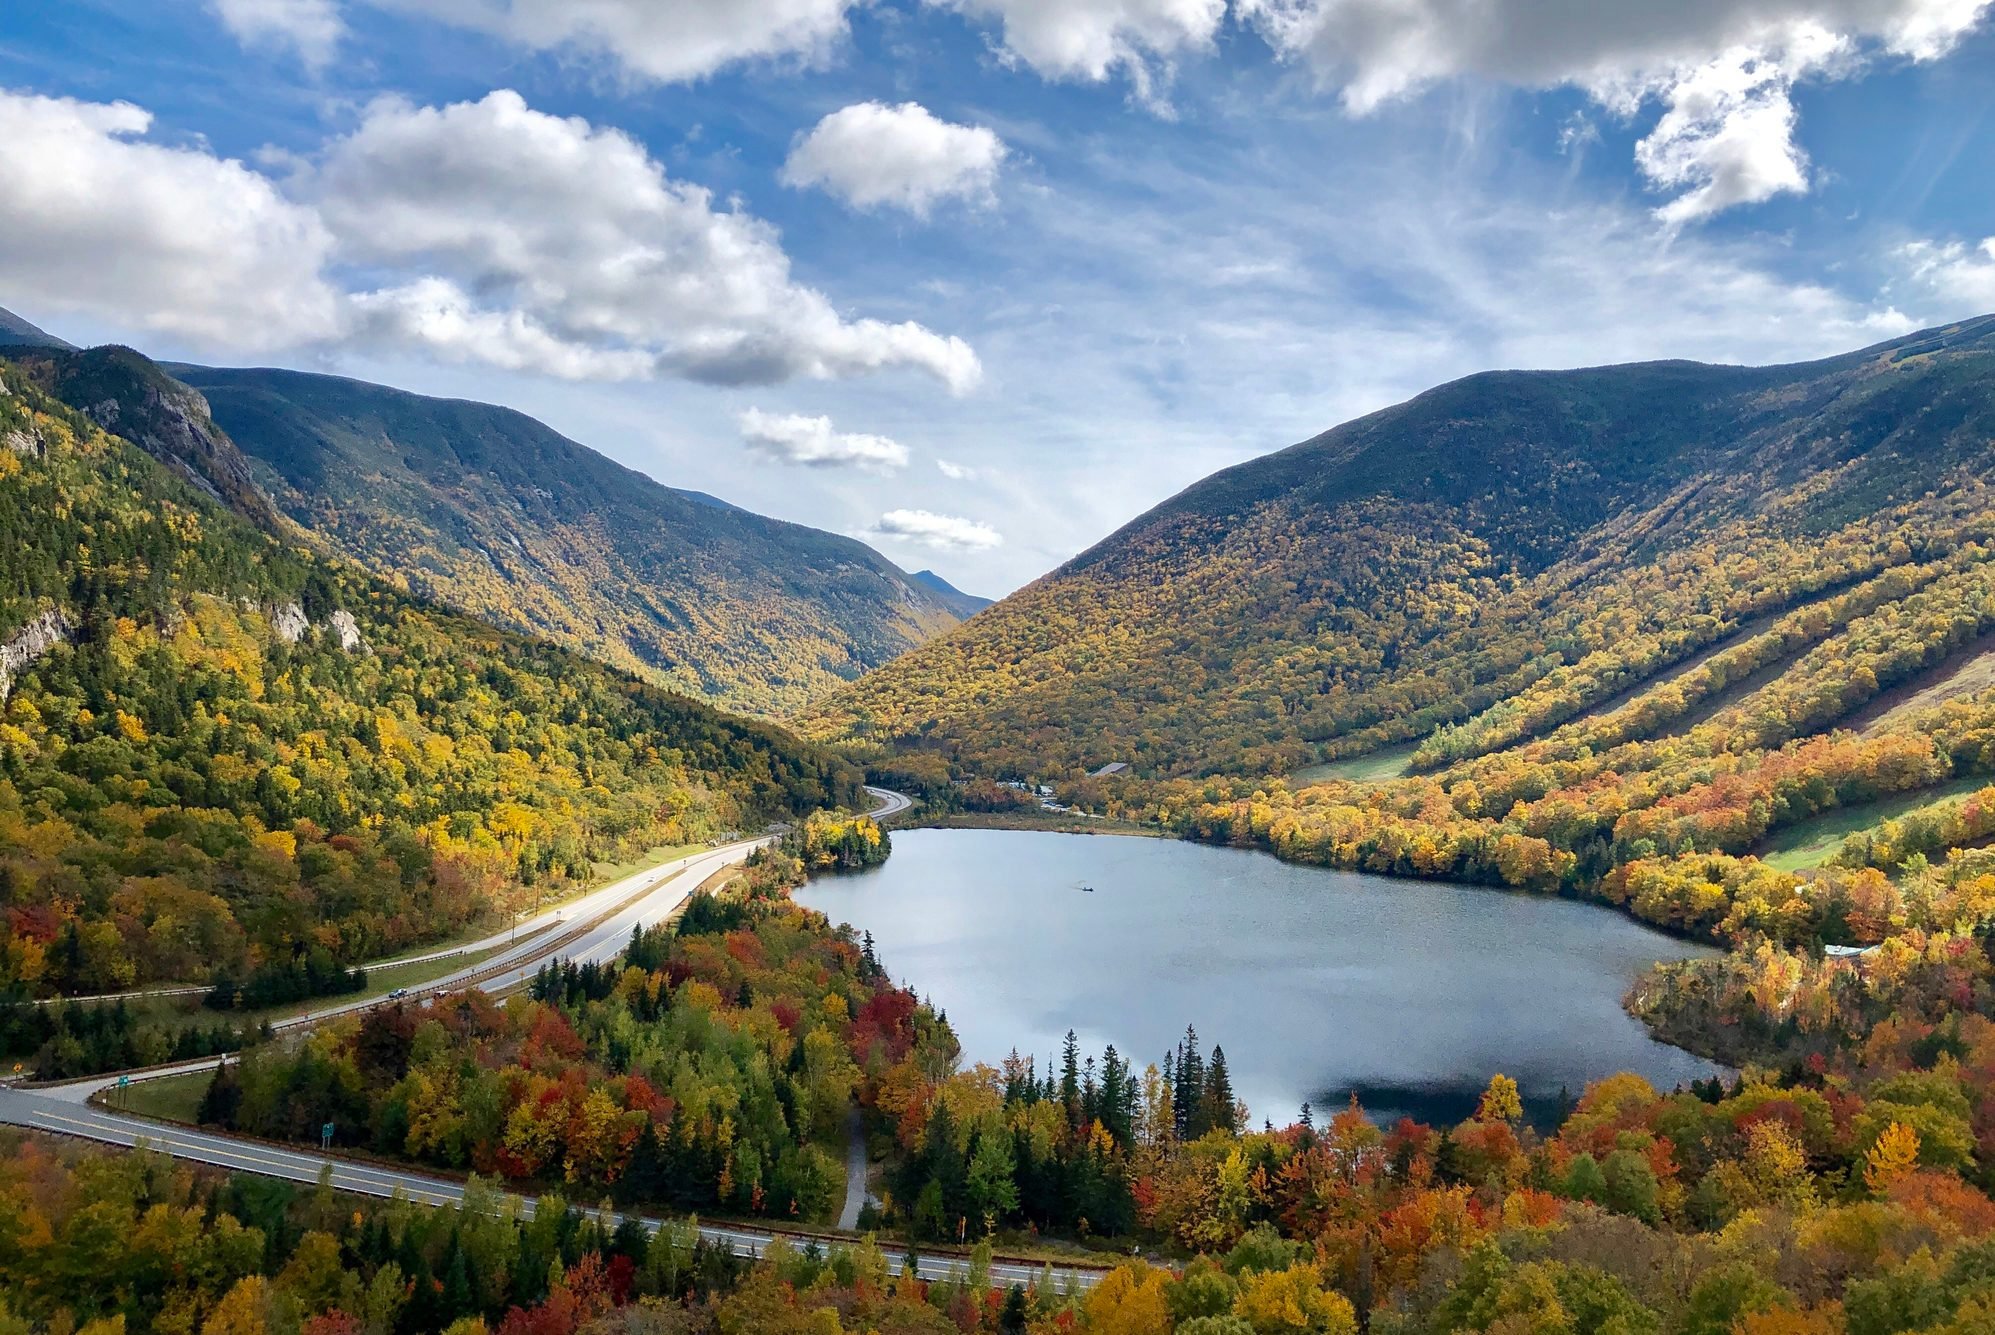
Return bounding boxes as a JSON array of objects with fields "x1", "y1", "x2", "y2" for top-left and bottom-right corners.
[{"x1": 797, "y1": 829, "x2": 1727, "y2": 1128}]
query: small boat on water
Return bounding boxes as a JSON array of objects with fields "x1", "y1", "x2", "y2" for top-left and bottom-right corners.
[{"x1": 1079, "y1": 884, "x2": 1095, "y2": 893}]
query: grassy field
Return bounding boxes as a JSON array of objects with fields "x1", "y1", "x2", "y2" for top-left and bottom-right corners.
[
  {"x1": 1291, "y1": 743, "x2": 1420, "y2": 786},
  {"x1": 586, "y1": 843, "x2": 707, "y2": 887},
  {"x1": 911, "y1": 810, "x2": 1161, "y2": 838},
  {"x1": 109, "y1": 1068, "x2": 212, "y2": 1123},
  {"x1": 1757, "y1": 775, "x2": 1990, "y2": 871}
]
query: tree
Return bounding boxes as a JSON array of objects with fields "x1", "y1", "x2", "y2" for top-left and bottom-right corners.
[
  {"x1": 199, "y1": 1061, "x2": 243, "y2": 1128},
  {"x1": 1204, "y1": 1047, "x2": 1238, "y2": 1137},
  {"x1": 965, "y1": 1133, "x2": 1019, "y2": 1232},
  {"x1": 1085, "y1": 1264, "x2": 1173, "y2": 1335},
  {"x1": 203, "y1": 1276, "x2": 272, "y2": 1335},
  {"x1": 1865, "y1": 1121, "x2": 1922, "y2": 1195},
  {"x1": 1232, "y1": 1262, "x2": 1357, "y2": 1335},
  {"x1": 1475, "y1": 1074, "x2": 1523, "y2": 1125}
]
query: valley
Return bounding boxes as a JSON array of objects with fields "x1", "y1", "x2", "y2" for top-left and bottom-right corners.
[
  {"x1": 9, "y1": 311, "x2": 1995, "y2": 1334},
  {"x1": 10, "y1": 10, "x2": 1995, "y2": 1330}
]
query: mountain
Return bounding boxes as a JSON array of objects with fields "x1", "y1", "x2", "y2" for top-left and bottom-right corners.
[
  {"x1": 145, "y1": 364, "x2": 965, "y2": 717},
  {"x1": 811, "y1": 315, "x2": 1995, "y2": 780},
  {"x1": 6, "y1": 344, "x2": 279, "y2": 528},
  {"x1": 0, "y1": 305, "x2": 73, "y2": 352},
  {"x1": 0, "y1": 359, "x2": 861, "y2": 995},
  {"x1": 909, "y1": 569, "x2": 992, "y2": 617}
]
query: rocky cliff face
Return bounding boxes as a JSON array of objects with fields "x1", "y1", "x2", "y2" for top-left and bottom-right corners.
[
  {"x1": 0, "y1": 607, "x2": 73, "y2": 700},
  {"x1": 5, "y1": 345, "x2": 279, "y2": 530}
]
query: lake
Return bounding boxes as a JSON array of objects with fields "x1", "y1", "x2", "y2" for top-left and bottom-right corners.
[{"x1": 796, "y1": 828, "x2": 1727, "y2": 1127}]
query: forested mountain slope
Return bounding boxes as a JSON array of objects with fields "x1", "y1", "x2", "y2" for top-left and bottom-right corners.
[
  {"x1": 813, "y1": 315, "x2": 1995, "y2": 780},
  {"x1": 158, "y1": 362, "x2": 963, "y2": 716},
  {"x1": 0, "y1": 362, "x2": 862, "y2": 994}
]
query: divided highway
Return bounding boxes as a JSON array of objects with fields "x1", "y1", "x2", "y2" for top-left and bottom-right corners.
[
  {"x1": 0, "y1": 787, "x2": 1110, "y2": 1289},
  {"x1": 0, "y1": 1092, "x2": 1099, "y2": 1290}
]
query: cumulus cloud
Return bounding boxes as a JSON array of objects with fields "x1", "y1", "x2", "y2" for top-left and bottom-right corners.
[
  {"x1": 1896, "y1": 236, "x2": 1995, "y2": 312},
  {"x1": 310, "y1": 90, "x2": 981, "y2": 389},
  {"x1": 937, "y1": 459, "x2": 984, "y2": 480},
  {"x1": 0, "y1": 86, "x2": 978, "y2": 392},
  {"x1": 739, "y1": 409, "x2": 911, "y2": 472},
  {"x1": 927, "y1": 0, "x2": 1228, "y2": 100},
  {"x1": 782, "y1": 102, "x2": 1007, "y2": 216},
  {"x1": 866, "y1": 509, "x2": 1005, "y2": 550},
  {"x1": 377, "y1": 0, "x2": 854, "y2": 82},
  {"x1": 1632, "y1": 32, "x2": 1846, "y2": 224},
  {"x1": 0, "y1": 89, "x2": 343, "y2": 348},
  {"x1": 211, "y1": 0, "x2": 343, "y2": 64},
  {"x1": 1237, "y1": 0, "x2": 1990, "y2": 220}
]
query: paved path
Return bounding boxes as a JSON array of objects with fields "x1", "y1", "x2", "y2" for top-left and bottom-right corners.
[{"x1": 838, "y1": 1105, "x2": 873, "y2": 1231}]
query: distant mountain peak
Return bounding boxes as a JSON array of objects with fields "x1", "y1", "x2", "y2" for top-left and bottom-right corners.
[
  {"x1": 910, "y1": 569, "x2": 992, "y2": 614},
  {"x1": 0, "y1": 305, "x2": 76, "y2": 352}
]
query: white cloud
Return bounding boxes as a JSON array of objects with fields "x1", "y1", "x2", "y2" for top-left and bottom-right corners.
[
  {"x1": 350, "y1": 278, "x2": 659, "y2": 379},
  {"x1": 377, "y1": 0, "x2": 854, "y2": 82},
  {"x1": 739, "y1": 408, "x2": 911, "y2": 471},
  {"x1": 1896, "y1": 236, "x2": 1995, "y2": 312},
  {"x1": 312, "y1": 90, "x2": 981, "y2": 390},
  {"x1": 927, "y1": 0, "x2": 1228, "y2": 100},
  {"x1": 1633, "y1": 33, "x2": 1843, "y2": 224},
  {"x1": 0, "y1": 89, "x2": 342, "y2": 348},
  {"x1": 866, "y1": 508, "x2": 1005, "y2": 550},
  {"x1": 211, "y1": 0, "x2": 343, "y2": 64},
  {"x1": 1238, "y1": 0, "x2": 1990, "y2": 220},
  {"x1": 937, "y1": 458, "x2": 984, "y2": 480},
  {"x1": 782, "y1": 102, "x2": 1007, "y2": 216}
]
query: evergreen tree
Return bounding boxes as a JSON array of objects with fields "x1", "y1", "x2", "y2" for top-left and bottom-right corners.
[
  {"x1": 1000, "y1": 1284, "x2": 1030, "y2": 1335},
  {"x1": 1176, "y1": 1027, "x2": 1205, "y2": 1138},
  {"x1": 1204, "y1": 1045, "x2": 1238, "y2": 1136},
  {"x1": 197, "y1": 1059, "x2": 243, "y2": 1128},
  {"x1": 1059, "y1": 1029, "x2": 1081, "y2": 1128}
]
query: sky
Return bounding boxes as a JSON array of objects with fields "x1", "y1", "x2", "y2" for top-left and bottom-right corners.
[{"x1": 1, "y1": 2, "x2": 1992, "y2": 596}]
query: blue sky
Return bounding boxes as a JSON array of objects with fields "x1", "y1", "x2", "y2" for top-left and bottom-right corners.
[{"x1": 2, "y1": 1, "x2": 1992, "y2": 594}]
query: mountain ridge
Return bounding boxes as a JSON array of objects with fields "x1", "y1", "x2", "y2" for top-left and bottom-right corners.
[
  {"x1": 0, "y1": 304, "x2": 73, "y2": 352},
  {"x1": 812, "y1": 314, "x2": 1995, "y2": 779},
  {"x1": 168, "y1": 360, "x2": 965, "y2": 717},
  {"x1": 0, "y1": 303, "x2": 970, "y2": 718}
]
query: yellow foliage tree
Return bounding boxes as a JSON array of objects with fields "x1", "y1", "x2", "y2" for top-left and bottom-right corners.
[
  {"x1": 1083, "y1": 1264, "x2": 1173, "y2": 1335},
  {"x1": 1232, "y1": 1262, "x2": 1358, "y2": 1335},
  {"x1": 1865, "y1": 1121, "x2": 1922, "y2": 1195}
]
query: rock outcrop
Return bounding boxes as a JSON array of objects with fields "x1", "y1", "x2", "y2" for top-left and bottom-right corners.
[{"x1": 1, "y1": 608, "x2": 74, "y2": 700}]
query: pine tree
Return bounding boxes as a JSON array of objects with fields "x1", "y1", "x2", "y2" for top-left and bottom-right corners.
[
  {"x1": 1176, "y1": 1027, "x2": 1205, "y2": 1138},
  {"x1": 1203, "y1": 1045, "x2": 1237, "y2": 1136},
  {"x1": 197, "y1": 1059, "x2": 243, "y2": 1128},
  {"x1": 999, "y1": 1284, "x2": 1030, "y2": 1335},
  {"x1": 1060, "y1": 1029, "x2": 1082, "y2": 1128}
]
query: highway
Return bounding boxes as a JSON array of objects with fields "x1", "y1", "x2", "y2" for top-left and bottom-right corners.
[
  {"x1": 0, "y1": 786, "x2": 1110, "y2": 1290},
  {"x1": 864, "y1": 784, "x2": 915, "y2": 819},
  {"x1": 0, "y1": 1089, "x2": 1100, "y2": 1290},
  {"x1": 19, "y1": 834, "x2": 781, "y2": 1103}
]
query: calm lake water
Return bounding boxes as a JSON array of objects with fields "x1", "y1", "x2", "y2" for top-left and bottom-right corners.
[{"x1": 796, "y1": 829, "x2": 1727, "y2": 1127}]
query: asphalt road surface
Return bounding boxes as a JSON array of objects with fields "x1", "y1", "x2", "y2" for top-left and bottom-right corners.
[{"x1": 0, "y1": 1087, "x2": 1101, "y2": 1290}]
